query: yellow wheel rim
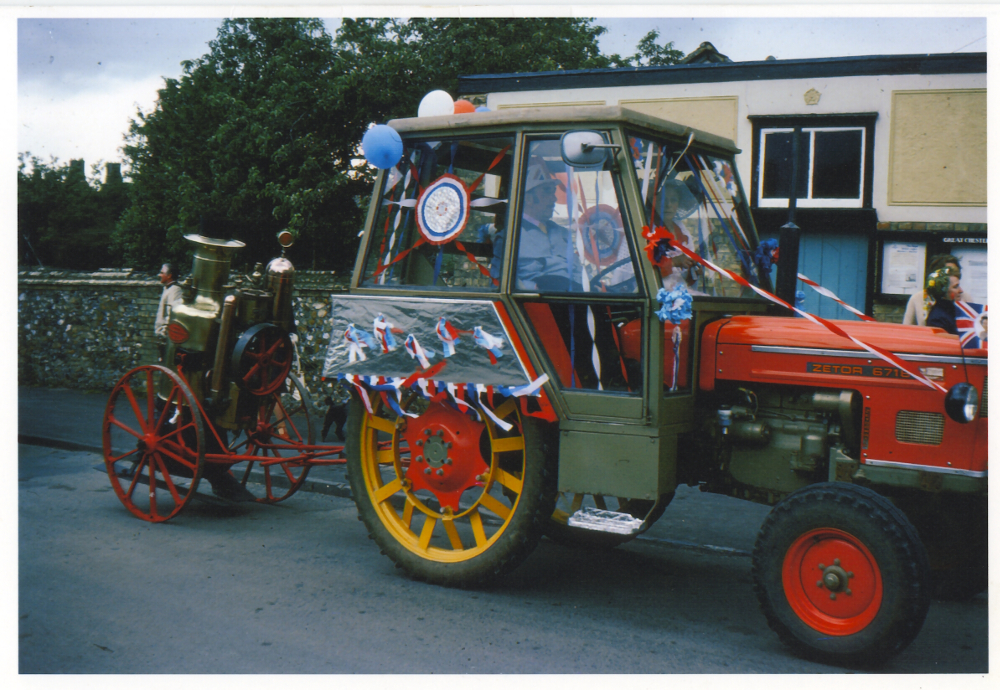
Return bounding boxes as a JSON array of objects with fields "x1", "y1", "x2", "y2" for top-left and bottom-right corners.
[{"x1": 359, "y1": 395, "x2": 525, "y2": 563}]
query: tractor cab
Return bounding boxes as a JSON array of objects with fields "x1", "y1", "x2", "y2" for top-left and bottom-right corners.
[
  {"x1": 343, "y1": 105, "x2": 769, "y2": 504},
  {"x1": 328, "y1": 105, "x2": 771, "y2": 583}
]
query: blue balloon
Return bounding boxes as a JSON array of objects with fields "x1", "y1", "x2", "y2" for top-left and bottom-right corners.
[
  {"x1": 363, "y1": 125, "x2": 403, "y2": 169},
  {"x1": 475, "y1": 106, "x2": 491, "y2": 112}
]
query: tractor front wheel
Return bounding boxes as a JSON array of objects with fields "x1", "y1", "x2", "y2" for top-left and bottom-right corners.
[{"x1": 752, "y1": 482, "x2": 930, "y2": 666}]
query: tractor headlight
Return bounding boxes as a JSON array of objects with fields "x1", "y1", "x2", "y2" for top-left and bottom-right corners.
[{"x1": 945, "y1": 383, "x2": 979, "y2": 423}]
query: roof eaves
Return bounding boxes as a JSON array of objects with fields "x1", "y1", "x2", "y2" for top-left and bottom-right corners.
[{"x1": 458, "y1": 52, "x2": 986, "y2": 94}]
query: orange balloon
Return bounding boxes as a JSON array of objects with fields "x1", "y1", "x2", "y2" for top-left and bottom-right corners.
[{"x1": 453, "y1": 99, "x2": 476, "y2": 114}]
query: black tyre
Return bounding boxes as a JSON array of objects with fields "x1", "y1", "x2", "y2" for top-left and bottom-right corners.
[
  {"x1": 752, "y1": 482, "x2": 931, "y2": 666},
  {"x1": 346, "y1": 391, "x2": 558, "y2": 587}
]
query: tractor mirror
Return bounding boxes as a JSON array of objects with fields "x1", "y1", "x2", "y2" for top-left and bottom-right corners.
[{"x1": 561, "y1": 131, "x2": 619, "y2": 170}]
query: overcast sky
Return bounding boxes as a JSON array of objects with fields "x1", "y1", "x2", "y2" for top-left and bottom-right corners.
[{"x1": 16, "y1": 12, "x2": 989, "y2": 174}]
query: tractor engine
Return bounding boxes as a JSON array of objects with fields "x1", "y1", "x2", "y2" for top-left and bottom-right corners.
[
  {"x1": 693, "y1": 385, "x2": 861, "y2": 504},
  {"x1": 163, "y1": 232, "x2": 296, "y2": 431}
]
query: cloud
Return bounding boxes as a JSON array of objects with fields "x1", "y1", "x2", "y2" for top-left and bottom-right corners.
[
  {"x1": 18, "y1": 18, "x2": 220, "y2": 96},
  {"x1": 19, "y1": 73, "x2": 166, "y2": 167}
]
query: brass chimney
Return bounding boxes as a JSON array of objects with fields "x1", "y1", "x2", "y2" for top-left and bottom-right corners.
[{"x1": 184, "y1": 234, "x2": 246, "y2": 314}]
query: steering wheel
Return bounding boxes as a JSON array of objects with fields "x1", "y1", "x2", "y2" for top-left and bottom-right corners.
[
  {"x1": 579, "y1": 204, "x2": 623, "y2": 267},
  {"x1": 591, "y1": 257, "x2": 633, "y2": 285}
]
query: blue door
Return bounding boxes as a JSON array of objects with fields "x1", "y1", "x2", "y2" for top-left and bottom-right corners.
[{"x1": 759, "y1": 231, "x2": 869, "y2": 321}]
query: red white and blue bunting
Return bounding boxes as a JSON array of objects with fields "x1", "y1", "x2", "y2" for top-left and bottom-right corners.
[{"x1": 341, "y1": 373, "x2": 550, "y2": 433}]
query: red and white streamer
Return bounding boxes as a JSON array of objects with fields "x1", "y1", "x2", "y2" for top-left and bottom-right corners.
[
  {"x1": 652, "y1": 230, "x2": 947, "y2": 393},
  {"x1": 797, "y1": 273, "x2": 876, "y2": 322},
  {"x1": 404, "y1": 335, "x2": 434, "y2": 370}
]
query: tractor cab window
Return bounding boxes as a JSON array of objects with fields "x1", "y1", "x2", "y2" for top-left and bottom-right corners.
[
  {"x1": 628, "y1": 133, "x2": 766, "y2": 297},
  {"x1": 512, "y1": 136, "x2": 645, "y2": 399},
  {"x1": 513, "y1": 138, "x2": 640, "y2": 295},
  {"x1": 360, "y1": 135, "x2": 514, "y2": 291}
]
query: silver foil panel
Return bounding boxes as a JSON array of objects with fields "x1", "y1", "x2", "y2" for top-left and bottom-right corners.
[{"x1": 322, "y1": 295, "x2": 532, "y2": 387}]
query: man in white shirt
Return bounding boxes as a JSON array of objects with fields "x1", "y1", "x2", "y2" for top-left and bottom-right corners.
[{"x1": 154, "y1": 263, "x2": 182, "y2": 342}]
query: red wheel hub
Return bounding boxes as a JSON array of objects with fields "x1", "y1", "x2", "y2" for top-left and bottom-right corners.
[
  {"x1": 403, "y1": 400, "x2": 488, "y2": 511},
  {"x1": 782, "y1": 528, "x2": 883, "y2": 636}
]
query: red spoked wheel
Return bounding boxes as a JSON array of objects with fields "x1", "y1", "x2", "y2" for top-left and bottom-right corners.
[
  {"x1": 231, "y1": 323, "x2": 293, "y2": 396},
  {"x1": 753, "y1": 483, "x2": 930, "y2": 666},
  {"x1": 230, "y1": 375, "x2": 314, "y2": 503},
  {"x1": 102, "y1": 365, "x2": 205, "y2": 523},
  {"x1": 781, "y1": 528, "x2": 882, "y2": 636}
]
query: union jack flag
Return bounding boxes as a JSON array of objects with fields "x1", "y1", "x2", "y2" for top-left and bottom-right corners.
[{"x1": 956, "y1": 301, "x2": 988, "y2": 350}]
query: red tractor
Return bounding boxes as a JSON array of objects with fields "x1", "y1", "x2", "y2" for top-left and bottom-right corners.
[{"x1": 328, "y1": 106, "x2": 986, "y2": 665}]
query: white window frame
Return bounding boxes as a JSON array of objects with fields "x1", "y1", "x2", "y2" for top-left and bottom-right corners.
[{"x1": 757, "y1": 126, "x2": 866, "y2": 208}]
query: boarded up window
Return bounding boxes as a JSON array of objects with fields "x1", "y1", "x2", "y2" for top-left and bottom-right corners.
[{"x1": 889, "y1": 90, "x2": 986, "y2": 206}]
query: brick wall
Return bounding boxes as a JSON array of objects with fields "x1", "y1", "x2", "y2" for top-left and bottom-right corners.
[{"x1": 18, "y1": 267, "x2": 348, "y2": 399}]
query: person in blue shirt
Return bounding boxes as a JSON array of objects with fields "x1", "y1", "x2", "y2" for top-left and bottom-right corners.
[{"x1": 515, "y1": 166, "x2": 581, "y2": 292}]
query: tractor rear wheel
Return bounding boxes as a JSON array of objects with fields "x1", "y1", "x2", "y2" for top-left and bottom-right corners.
[
  {"x1": 752, "y1": 482, "x2": 930, "y2": 666},
  {"x1": 346, "y1": 391, "x2": 557, "y2": 587}
]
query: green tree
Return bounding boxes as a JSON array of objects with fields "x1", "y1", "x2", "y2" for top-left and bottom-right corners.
[
  {"x1": 626, "y1": 30, "x2": 684, "y2": 67},
  {"x1": 333, "y1": 17, "x2": 618, "y2": 125},
  {"x1": 112, "y1": 18, "x2": 684, "y2": 273},
  {"x1": 113, "y1": 18, "x2": 369, "y2": 273},
  {"x1": 18, "y1": 155, "x2": 126, "y2": 269}
]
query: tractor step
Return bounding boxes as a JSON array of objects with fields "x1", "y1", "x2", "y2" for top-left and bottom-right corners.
[{"x1": 567, "y1": 506, "x2": 644, "y2": 535}]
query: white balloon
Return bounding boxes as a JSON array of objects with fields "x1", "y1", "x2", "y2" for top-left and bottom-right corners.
[{"x1": 418, "y1": 90, "x2": 454, "y2": 118}]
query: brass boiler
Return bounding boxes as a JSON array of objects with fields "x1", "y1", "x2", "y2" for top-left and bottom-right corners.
[
  {"x1": 161, "y1": 234, "x2": 245, "y2": 399},
  {"x1": 266, "y1": 255, "x2": 296, "y2": 332}
]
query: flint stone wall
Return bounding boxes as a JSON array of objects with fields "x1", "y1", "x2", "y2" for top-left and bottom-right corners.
[{"x1": 18, "y1": 267, "x2": 348, "y2": 398}]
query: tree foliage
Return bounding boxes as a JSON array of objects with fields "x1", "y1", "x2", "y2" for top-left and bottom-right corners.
[
  {"x1": 626, "y1": 30, "x2": 684, "y2": 67},
  {"x1": 334, "y1": 18, "x2": 616, "y2": 124},
  {"x1": 113, "y1": 18, "x2": 369, "y2": 273},
  {"x1": 109, "y1": 18, "x2": 685, "y2": 274},
  {"x1": 18, "y1": 155, "x2": 127, "y2": 269}
]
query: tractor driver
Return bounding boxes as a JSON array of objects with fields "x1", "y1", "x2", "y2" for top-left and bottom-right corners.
[{"x1": 515, "y1": 166, "x2": 582, "y2": 292}]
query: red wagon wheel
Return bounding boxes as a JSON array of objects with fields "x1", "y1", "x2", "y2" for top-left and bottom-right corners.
[
  {"x1": 102, "y1": 365, "x2": 205, "y2": 523},
  {"x1": 230, "y1": 375, "x2": 314, "y2": 503},
  {"x1": 231, "y1": 323, "x2": 293, "y2": 396}
]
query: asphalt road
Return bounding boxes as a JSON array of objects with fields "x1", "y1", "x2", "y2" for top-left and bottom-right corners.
[{"x1": 19, "y1": 444, "x2": 989, "y2": 676}]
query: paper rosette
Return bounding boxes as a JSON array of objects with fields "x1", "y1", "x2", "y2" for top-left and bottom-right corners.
[{"x1": 416, "y1": 173, "x2": 471, "y2": 245}]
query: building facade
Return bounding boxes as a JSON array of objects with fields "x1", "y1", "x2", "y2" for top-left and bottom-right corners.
[{"x1": 459, "y1": 52, "x2": 987, "y2": 321}]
